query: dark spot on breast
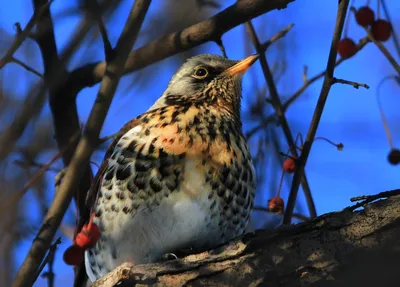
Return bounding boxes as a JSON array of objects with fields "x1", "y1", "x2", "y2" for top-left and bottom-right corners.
[
  {"x1": 127, "y1": 181, "x2": 137, "y2": 193},
  {"x1": 145, "y1": 129, "x2": 150, "y2": 136},
  {"x1": 179, "y1": 153, "x2": 186, "y2": 159},
  {"x1": 95, "y1": 208, "x2": 102, "y2": 217},
  {"x1": 141, "y1": 117, "x2": 149, "y2": 123},
  {"x1": 210, "y1": 200, "x2": 216, "y2": 210},
  {"x1": 160, "y1": 115, "x2": 166, "y2": 120},
  {"x1": 136, "y1": 145, "x2": 146, "y2": 160},
  {"x1": 169, "y1": 138, "x2": 175, "y2": 144},
  {"x1": 104, "y1": 166, "x2": 115, "y2": 181},
  {"x1": 111, "y1": 204, "x2": 119, "y2": 212},
  {"x1": 134, "y1": 175, "x2": 146, "y2": 190},
  {"x1": 122, "y1": 206, "x2": 131, "y2": 214},
  {"x1": 232, "y1": 206, "x2": 240, "y2": 215},
  {"x1": 115, "y1": 192, "x2": 125, "y2": 200},
  {"x1": 135, "y1": 160, "x2": 152, "y2": 172},
  {"x1": 188, "y1": 135, "x2": 194, "y2": 147},
  {"x1": 166, "y1": 179, "x2": 176, "y2": 191},
  {"x1": 211, "y1": 181, "x2": 219, "y2": 190},
  {"x1": 193, "y1": 116, "x2": 200, "y2": 125},
  {"x1": 225, "y1": 175, "x2": 235, "y2": 190},
  {"x1": 149, "y1": 138, "x2": 157, "y2": 154},
  {"x1": 120, "y1": 148, "x2": 135, "y2": 159},
  {"x1": 217, "y1": 187, "x2": 225, "y2": 197},
  {"x1": 117, "y1": 155, "x2": 130, "y2": 165},
  {"x1": 159, "y1": 166, "x2": 171, "y2": 177},
  {"x1": 225, "y1": 192, "x2": 234, "y2": 204},
  {"x1": 150, "y1": 178, "x2": 162, "y2": 193},
  {"x1": 116, "y1": 166, "x2": 131, "y2": 181},
  {"x1": 220, "y1": 165, "x2": 230, "y2": 182}
]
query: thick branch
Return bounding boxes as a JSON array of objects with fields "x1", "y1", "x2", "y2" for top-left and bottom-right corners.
[
  {"x1": 68, "y1": 0, "x2": 296, "y2": 91},
  {"x1": 92, "y1": 190, "x2": 400, "y2": 287}
]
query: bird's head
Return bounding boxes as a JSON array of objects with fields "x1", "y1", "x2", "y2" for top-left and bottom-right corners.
[{"x1": 150, "y1": 54, "x2": 259, "y2": 115}]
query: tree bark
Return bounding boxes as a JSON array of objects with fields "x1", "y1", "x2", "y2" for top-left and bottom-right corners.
[{"x1": 92, "y1": 190, "x2": 400, "y2": 287}]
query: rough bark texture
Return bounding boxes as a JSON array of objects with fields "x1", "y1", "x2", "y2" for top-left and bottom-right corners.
[{"x1": 92, "y1": 190, "x2": 400, "y2": 287}]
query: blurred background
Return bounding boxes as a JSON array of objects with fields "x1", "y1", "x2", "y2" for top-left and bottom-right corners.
[{"x1": 0, "y1": 0, "x2": 399, "y2": 286}]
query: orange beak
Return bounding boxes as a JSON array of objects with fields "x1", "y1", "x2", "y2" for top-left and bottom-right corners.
[{"x1": 222, "y1": 54, "x2": 259, "y2": 76}]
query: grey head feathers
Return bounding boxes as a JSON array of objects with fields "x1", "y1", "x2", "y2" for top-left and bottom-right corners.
[{"x1": 150, "y1": 54, "x2": 242, "y2": 110}]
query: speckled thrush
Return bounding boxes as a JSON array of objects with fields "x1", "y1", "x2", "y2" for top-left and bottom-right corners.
[{"x1": 84, "y1": 54, "x2": 258, "y2": 281}]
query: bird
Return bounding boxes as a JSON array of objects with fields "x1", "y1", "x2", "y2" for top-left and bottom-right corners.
[{"x1": 84, "y1": 53, "x2": 258, "y2": 282}]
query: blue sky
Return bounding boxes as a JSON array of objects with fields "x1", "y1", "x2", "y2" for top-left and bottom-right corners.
[{"x1": 1, "y1": 0, "x2": 399, "y2": 286}]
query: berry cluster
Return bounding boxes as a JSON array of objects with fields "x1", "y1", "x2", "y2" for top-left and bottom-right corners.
[
  {"x1": 63, "y1": 216, "x2": 100, "y2": 266},
  {"x1": 338, "y1": 6, "x2": 392, "y2": 59},
  {"x1": 266, "y1": 135, "x2": 343, "y2": 215}
]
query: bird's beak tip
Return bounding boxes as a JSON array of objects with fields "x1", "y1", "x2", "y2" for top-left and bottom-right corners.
[{"x1": 224, "y1": 54, "x2": 259, "y2": 76}]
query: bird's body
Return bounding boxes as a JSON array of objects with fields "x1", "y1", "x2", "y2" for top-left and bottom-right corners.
[{"x1": 84, "y1": 54, "x2": 258, "y2": 281}]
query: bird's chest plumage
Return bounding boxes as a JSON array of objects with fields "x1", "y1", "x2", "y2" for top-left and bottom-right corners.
[{"x1": 85, "y1": 105, "x2": 256, "y2": 281}]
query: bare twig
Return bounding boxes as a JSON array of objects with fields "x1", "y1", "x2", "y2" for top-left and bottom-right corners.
[
  {"x1": 12, "y1": 1, "x2": 152, "y2": 286},
  {"x1": 36, "y1": 238, "x2": 61, "y2": 287},
  {"x1": 346, "y1": 189, "x2": 400, "y2": 211},
  {"x1": 246, "y1": 21, "x2": 317, "y2": 219},
  {"x1": 0, "y1": 1, "x2": 53, "y2": 70},
  {"x1": 10, "y1": 57, "x2": 44, "y2": 78},
  {"x1": 332, "y1": 77, "x2": 370, "y2": 89},
  {"x1": 215, "y1": 38, "x2": 228, "y2": 58},
  {"x1": 283, "y1": 0, "x2": 351, "y2": 224},
  {"x1": 14, "y1": 159, "x2": 61, "y2": 172},
  {"x1": 260, "y1": 23, "x2": 294, "y2": 51},
  {"x1": 86, "y1": 0, "x2": 114, "y2": 60},
  {"x1": 0, "y1": 132, "x2": 80, "y2": 218},
  {"x1": 283, "y1": 37, "x2": 370, "y2": 111}
]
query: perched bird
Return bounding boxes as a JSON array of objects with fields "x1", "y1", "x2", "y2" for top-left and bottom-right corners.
[{"x1": 84, "y1": 54, "x2": 258, "y2": 281}]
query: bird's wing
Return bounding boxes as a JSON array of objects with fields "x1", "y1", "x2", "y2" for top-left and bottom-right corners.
[{"x1": 85, "y1": 118, "x2": 140, "y2": 213}]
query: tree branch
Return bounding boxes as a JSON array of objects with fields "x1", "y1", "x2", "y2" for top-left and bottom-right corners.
[
  {"x1": 282, "y1": 36, "x2": 370, "y2": 111},
  {"x1": 11, "y1": 1, "x2": 133, "y2": 286},
  {"x1": 92, "y1": 189, "x2": 400, "y2": 287},
  {"x1": 67, "y1": 0, "x2": 296, "y2": 92},
  {"x1": 245, "y1": 21, "x2": 317, "y2": 220},
  {"x1": 283, "y1": 0, "x2": 350, "y2": 224},
  {"x1": 0, "y1": 1, "x2": 53, "y2": 70}
]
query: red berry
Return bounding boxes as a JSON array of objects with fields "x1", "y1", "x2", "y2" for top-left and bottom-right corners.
[
  {"x1": 75, "y1": 223, "x2": 100, "y2": 248},
  {"x1": 371, "y1": 19, "x2": 392, "y2": 42},
  {"x1": 283, "y1": 157, "x2": 296, "y2": 173},
  {"x1": 355, "y1": 6, "x2": 375, "y2": 27},
  {"x1": 63, "y1": 245, "x2": 84, "y2": 266},
  {"x1": 337, "y1": 38, "x2": 357, "y2": 59},
  {"x1": 268, "y1": 197, "x2": 284, "y2": 214}
]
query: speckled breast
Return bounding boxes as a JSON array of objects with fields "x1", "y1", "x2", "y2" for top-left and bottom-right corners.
[{"x1": 84, "y1": 104, "x2": 256, "y2": 281}]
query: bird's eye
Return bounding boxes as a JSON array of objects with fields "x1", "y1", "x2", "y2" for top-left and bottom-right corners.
[{"x1": 193, "y1": 67, "x2": 208, "y2": 79}]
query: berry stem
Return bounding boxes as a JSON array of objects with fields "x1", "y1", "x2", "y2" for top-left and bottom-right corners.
[
  {"x1": 277, "y1": 167, "x2": 285, "y2": 197},
  {"x1": 377, "y1": 0, "x2": 381, "y2": 19},
  {"x1": 294, "y1": 132, "x2": 304, "y2": 148},
  {"x1": 377, "y1": 76, "x2": 396, "y2": 149},
  {"x1": 313, "y1": 136, "x2": 343, "y2": 149}
]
